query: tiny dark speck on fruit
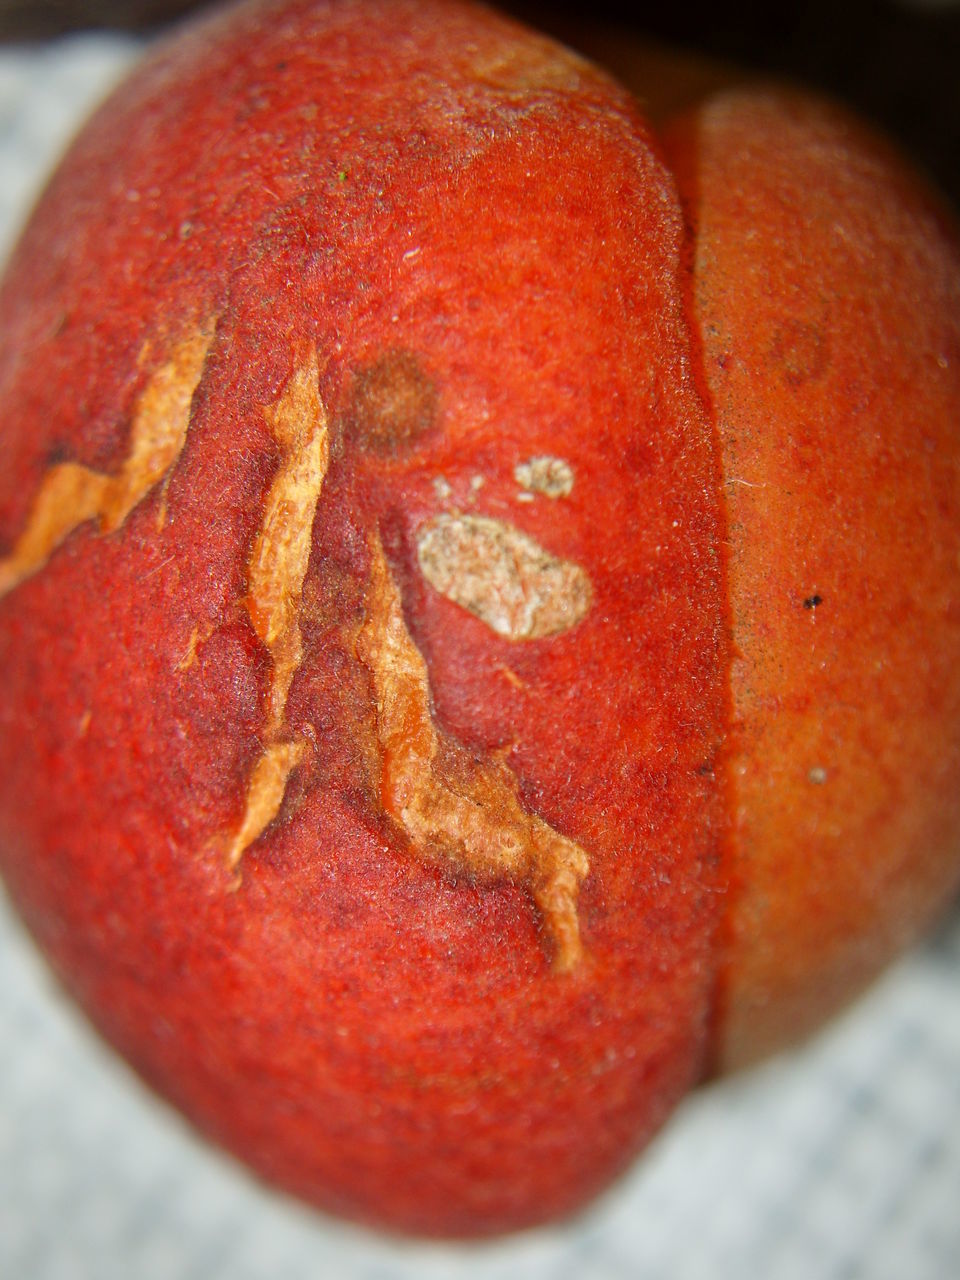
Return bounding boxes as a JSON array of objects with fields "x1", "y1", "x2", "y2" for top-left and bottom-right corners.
[{"x1": 803, "y1": 594, "x2": 823, "y2": 610}]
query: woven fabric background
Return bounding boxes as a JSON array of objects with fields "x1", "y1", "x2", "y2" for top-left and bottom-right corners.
[{"x1": 1, "y1": 34, "x2": 959, "y2": 1280}]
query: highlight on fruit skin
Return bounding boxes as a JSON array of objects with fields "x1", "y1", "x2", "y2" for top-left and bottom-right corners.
[{"x1": 0, "y1": 0, "x2": 958, "y2": 1240}]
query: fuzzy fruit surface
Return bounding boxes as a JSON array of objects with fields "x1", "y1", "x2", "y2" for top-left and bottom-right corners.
[
  {"x1": 0, "y1": 0, "x2": 958, "y2": 1240},
  {"x1": 665, "y1": 92, "x2": 960, "y2": 1067}
]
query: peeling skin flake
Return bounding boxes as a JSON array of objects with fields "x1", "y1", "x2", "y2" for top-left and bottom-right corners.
[
  {"x1": 416, "y1": 513, "x2": 592, "y2": 640},
  {"x1": 357, "y1": 533, "x2": 590, "y2": 971},
  {"x1": 0, "y1": 322, "x2": 215, "y2": 600}
]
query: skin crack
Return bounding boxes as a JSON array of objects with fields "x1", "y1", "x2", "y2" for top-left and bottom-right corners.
[
  {"x1": 0, "y1": 322, "x2": 215, "y2": 600},
  {"x1": 224, "y1": 353, "x2": 329, "y2": 873},
  {"x1": 356, "y1": 531, "x2": 590, "y2": 972},
  {"x1": 223, "y1": 740, "x2": 307, "y2": 874},
  {"x1": 3, "y1": 328, "x2": 590, "y2": 969}
]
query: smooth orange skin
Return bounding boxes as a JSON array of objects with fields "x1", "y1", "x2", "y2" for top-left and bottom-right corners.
[
  {"x1": 0, "y1": 0, "x2": 958, "y2": 1241},
  {"x1": 664, "y1": 91, "x2": 960, "y2": 1068}
]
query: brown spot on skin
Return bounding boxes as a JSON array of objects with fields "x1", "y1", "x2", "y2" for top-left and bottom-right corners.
[
  {"x1": 416, "y1": 513, "x2": 592, "y2": 641},
  {"x1": 499, "y1": 665, "x2": 527, "y2": 691},
  {"x1": 0, "y1": 323, "x2": 214, "y2": 600},
  {"x1": 340, "y1": 350, "x2": 437, "y2": 454},
  {"x1": 357, "y1": 533, "x2": 589, "y2": 971}
]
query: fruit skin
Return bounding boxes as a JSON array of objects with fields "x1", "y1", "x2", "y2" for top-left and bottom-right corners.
[
  {"x1": 0, "y1": 0, "x2": 728, "y2": 1238},
  {"x1": 663, "y1": 89, "x2": 960, "y2": 1068},
  {"x1": 0, "y1": 0, "x2": 957, "y2": 1241}
]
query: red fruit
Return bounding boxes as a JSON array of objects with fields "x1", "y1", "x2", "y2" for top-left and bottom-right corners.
[{"x1": 0, "y1": 0, "x2": 957, "y2": 1239}]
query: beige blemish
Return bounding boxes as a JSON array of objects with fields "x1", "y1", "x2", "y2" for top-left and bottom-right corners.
[
  {"x1": 0, "y1": 323, "x2": 214, "y2": 601},
  {"x1": 416, "y1": 513, "x2": 592, "y2": 641},
  {"x1": 515, "y1": 455, "x2": 574, "y2": 498},
  {"x1": 224, "y1": 355, "x2": 328, "y2": 872},
  {"x1": 176, "y1": 625, "x2": 201, "y2": 673},
  {"x1": 499, "y1": 665, "x2": 527, "y2": 691},
  {"x1": 357, "y1": 533, "x2": 589, "y2": 972}
]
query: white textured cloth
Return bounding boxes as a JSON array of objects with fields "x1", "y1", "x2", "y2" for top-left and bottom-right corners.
[{"x1": 1, "y1": 34, "x2": 959, "y2": 1280}]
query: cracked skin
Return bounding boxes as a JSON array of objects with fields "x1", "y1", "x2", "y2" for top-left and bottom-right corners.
[
  {"x1": 0, "y1": 327, "x2": 591, "y2": 964},
  {"x1": 223, "y1": 355, "x2": 591, "y2": 968}
]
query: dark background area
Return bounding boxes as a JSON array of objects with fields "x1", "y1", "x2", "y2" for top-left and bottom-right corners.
[
  {"x1": 0, "y1": 0, "x2": 957, "y2": 202},
  {"x1": 521, "y1": 1, "x2": 960, "y2": 206}
]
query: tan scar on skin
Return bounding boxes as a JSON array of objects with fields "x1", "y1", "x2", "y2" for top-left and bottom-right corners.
[
  {"x1": 416, "y1": 513, "x2": 592, "y2": 642},
  {"x1": 357, "y1": 532, "x2": 590, "y2": 972},
  {"x1": 0, "y1": 322, "x2": 215, "y2": 600},
  {"x1": 224, "y1": 354, "x2": 329, "y2": 874}
]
